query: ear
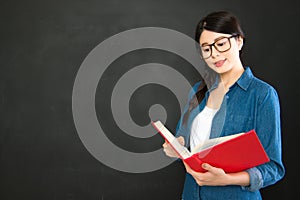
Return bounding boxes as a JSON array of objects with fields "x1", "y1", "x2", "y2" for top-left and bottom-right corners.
[{"x1": 237, "y1": 36, "x2": 244, "y2": 51}]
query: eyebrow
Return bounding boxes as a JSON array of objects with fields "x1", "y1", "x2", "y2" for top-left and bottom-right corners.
[{"x1": 201, "y1": 36, "x2": 227, "y2": 47}]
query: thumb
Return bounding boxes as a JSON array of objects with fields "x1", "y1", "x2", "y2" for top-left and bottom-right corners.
[
  {"x1": 177, "y1": 136, "x2": 185, "y2": 146},
  {"x1": 202, "y1": 163, "x2": 214, "y2": 171},
  {"x1": 202, "y1": 163, "x2": 225, "y2": 175}
]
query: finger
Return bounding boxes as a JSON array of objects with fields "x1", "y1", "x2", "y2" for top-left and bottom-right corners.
[
  {"x1": 162, "y1": 140, "x2": 168, "y2": 148},
  {"x1": 177, "y1": 136, "x2": 185, "y2": 146},
  {"x1": 184, "y1": 162, "x2": 206, "y2": 185},
  {"x1": 163, "y1": 146, "x2": 177, "y2": 158},
  {"x1": 201, "y1": 163, "x2": 212, "y2": 170},
  {"x1": 202, "y1": 163, "x2": 219, "y2": 174}
]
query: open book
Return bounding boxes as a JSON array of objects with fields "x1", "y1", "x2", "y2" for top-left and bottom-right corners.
[{"x1": 152, "y1": 120, "x2": 270, "y2": 173}]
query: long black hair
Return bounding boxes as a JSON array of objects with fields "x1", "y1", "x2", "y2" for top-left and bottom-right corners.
[{"x1": 182, "y1": 10, "x2": 245, "y2": 126}]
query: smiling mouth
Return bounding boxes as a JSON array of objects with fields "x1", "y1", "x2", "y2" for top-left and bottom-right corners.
[{"x1": 214, "y1": 59, "x2": 226, "y2": 67}]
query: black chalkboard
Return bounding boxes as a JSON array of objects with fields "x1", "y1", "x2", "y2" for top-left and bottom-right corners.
[{"x1": 0, "y1": 0, "x2": 297, "y2": 199}]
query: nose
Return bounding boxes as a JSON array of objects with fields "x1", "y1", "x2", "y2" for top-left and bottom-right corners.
[{"x1": 211, "y1": 45, "x2": 220, "y2": 58}]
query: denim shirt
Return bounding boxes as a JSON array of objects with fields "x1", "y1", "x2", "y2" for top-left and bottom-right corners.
[{"x1": 175, "y1": 67, "x2": 285, "y2": 200}]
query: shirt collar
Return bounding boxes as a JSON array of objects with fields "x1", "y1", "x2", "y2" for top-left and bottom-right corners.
[
  {"x1": 235, "y1": 67, "x2": 253, "y2": 91},
  {"x1": 207, "y1": 67, "x2": 253, "y2": 92}
]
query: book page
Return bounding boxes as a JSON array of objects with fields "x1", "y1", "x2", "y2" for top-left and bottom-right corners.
[
  {"x1": 168, "y1": 137, "x2": 191, "y2": 159},
  {"x1": 191, "y1": 132, "x2": 244, "y2": 154},
  {"x1": 152, "y1": 121, "x2": 191, "y2": 159}
]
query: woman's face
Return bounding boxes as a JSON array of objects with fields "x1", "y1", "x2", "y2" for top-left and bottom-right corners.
[{"x1": 199, "y1": 30, "x2": 243, "y2": 74}]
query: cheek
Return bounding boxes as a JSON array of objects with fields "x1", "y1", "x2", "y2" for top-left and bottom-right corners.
[
  {"x1": 204, "y1": 60, "x2": 215, "y2": 69},
  {"x1": 225, "y1": 48, "x2": 240, "y2": 62},
  {"x1": 231, "y1": 44, "x2": 241, "y2": 56}
]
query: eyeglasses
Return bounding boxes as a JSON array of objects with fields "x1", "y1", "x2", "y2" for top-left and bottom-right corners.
[{"x1": 200, "y1": 35, "x2": 238, "y2": 59}]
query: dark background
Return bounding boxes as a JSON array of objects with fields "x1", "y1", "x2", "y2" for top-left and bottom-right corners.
[{"x1": 0, "y1": 0, "x2": 298, "y2": 199}]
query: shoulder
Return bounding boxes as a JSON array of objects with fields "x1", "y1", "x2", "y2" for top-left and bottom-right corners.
[
  {"x1": 249, "y1": 74, "x2": 279, "y2": 104},
  {"x1": 187, "y1": 81, "x2": 202, "y2": 100}
]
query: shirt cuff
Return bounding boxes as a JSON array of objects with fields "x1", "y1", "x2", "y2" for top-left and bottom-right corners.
[{"x1": 241, "y1": 167, "x2": 263, "y2": 192}]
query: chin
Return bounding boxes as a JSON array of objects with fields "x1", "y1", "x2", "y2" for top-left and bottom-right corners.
[{"x1": 211, "y1": 66, "x2": 226, "y2": 74}]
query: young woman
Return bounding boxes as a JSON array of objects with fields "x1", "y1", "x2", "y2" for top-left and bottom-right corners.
[{"x1": 163, "y1": 10, "x2": 285, "y2": 200}]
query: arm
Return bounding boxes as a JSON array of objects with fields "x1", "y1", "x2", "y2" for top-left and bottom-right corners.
[
  {"x1": 175, "y1": 81, "x2": 202, "y2": 143},
  {"x1": 184, "y1": 162, "x2": 250, "y2": 187},
  {"x1": 162, "y1": 82, "x2": 201, "y2": 158},
  {"x1": 244, "y1": 86, "x2": 285, "y2": 191}
]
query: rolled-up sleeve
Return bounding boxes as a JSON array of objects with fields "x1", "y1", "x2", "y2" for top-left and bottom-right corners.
[{"x1": 242, "y1": 167, "x2": 263, "y2": 191}]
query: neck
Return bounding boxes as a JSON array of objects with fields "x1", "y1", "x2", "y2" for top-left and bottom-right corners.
[{"x1": 220, "y1": 63, "x2": 244, "y2": 91}]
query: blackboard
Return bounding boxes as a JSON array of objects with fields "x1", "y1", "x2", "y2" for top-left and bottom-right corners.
[{"x1": 0, "y1": 0, "x2": 297, "y2": 199}]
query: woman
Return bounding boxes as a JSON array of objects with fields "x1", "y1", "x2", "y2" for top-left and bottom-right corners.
[{"x1": 163, "y1": 10, "x2": 285, "y2": 200}]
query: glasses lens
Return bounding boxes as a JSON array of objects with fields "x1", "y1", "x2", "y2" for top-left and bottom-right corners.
[
  {"x1": 215, "y1": 38, "x2": 231, "y2": 52},
  {"x1": 200, "y1": 46, "x2": 211, "y2": 59}
]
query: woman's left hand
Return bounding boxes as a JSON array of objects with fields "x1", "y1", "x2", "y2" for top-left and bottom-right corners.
[{"x1": 183, "y1": 162, "x2": 230, "y2": 186}]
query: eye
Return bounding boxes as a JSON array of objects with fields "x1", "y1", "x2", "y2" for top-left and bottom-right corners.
[
  {"x1": 201, "y1": 46, "x2": 210, "y2": 52},
  {"x1": 216, "y1": 39, "x2": 228, "y2": 47}
]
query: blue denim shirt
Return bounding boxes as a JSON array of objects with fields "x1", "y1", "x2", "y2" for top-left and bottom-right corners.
[{"x1": 175, "y1": 67, "x2": 285, "y2": 200}]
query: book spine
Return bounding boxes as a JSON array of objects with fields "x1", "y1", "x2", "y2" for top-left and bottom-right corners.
[{"x1": 183, "y1": 155, "x2": 207, "y2": 172}]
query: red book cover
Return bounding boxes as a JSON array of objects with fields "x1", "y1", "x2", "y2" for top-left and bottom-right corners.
[{"x1": 152, "y1": 120, "x2": 270, "y2": 173}]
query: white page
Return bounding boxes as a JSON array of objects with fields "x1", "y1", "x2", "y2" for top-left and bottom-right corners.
[
  {"x1": 153, "y1": 121, "x2": 191, "y2": 159},
  {"x1": 191, "y1": 132, "x2": 244, "y2": 154}
]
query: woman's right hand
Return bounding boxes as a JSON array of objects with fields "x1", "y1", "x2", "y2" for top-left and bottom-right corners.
[{"x1": 162, "y1": 136, "x2": 185, "y2": 158}]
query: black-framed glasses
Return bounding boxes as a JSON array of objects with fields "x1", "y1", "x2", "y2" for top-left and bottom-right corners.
[{"x1": 200, "y1": 35, "x2": 238, "y2": 59}]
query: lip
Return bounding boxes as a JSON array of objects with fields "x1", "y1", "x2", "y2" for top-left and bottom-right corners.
[{"x1": 214, "y1": 59, "x2": 226, "y2": 67}]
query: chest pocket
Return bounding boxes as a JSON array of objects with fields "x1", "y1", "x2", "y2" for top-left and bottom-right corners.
[{"x1": 224, "y1": 114, "x2": 253, "y2": 135}]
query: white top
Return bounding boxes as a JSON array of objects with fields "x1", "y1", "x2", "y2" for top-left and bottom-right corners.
[{"x1": 190, "y1": 106, "x2": 218, "y2": 151}]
